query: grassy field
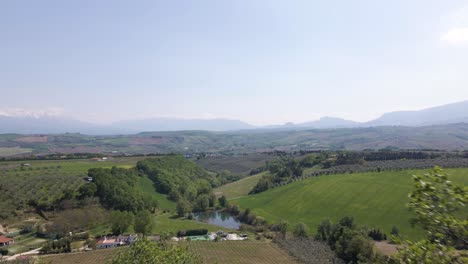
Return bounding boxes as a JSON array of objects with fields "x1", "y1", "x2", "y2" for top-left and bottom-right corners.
[
  {"x1": 214, "y1": 172, "x2": 266, "y2": 199},
  {"x1": 196, "y1": 153, "x2": 274, "y2": 175},
  {"x1": 6, "y1": 237, "x2": 47, "y2": 255},
  {"x1": 41, "y1": 241, "x2": 296, "y2": 264},
  {"x1": 188, "y1": 241, "x2": 296, "y2": 264},
  {"x1": 137, "y1": 176, "x2": 176, "y2": 210},
  {"x1": 233, "y1": 168, "x2": 468, "y2": 240},
  {"x1": 0, "y1": 147, "x2": 32, "y2": 157}
]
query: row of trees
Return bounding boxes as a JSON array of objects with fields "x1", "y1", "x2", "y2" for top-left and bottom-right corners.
[{"x1": 250, "y1": 158, "x2": 303, "y2": 194}]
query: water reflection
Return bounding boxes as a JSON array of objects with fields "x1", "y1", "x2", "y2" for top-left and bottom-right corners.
[{"x1": 193, "y1": 211, "x2": 241, "y2": 229}]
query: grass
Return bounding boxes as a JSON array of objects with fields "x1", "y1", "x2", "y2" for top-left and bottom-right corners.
[
  {"x1": 6, "y1": 237, "x2": 47, "y2": 255},
  {"x1": 195, "y1": 153, "x2": 275, "y2": 175},
  {"x1": 0, "y1": 147, "x2": 32, "y2": 157},
  {"x1": 188, "y1": 241, "x2": 296, "y2": 264},
  {"x1": 214, "y1": 172, "x2": 266, "y2": 199},
  {"x1": 136, "y1": 176, "x2": 176, "y2": 210},
  {"x1": 233, "y1": 168, "x2": 468, "y2": 241}
]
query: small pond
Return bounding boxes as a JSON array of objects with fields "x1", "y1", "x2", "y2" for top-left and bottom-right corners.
[{"x1": 192, "y1": 211, "x2": 241, "y2": 229}]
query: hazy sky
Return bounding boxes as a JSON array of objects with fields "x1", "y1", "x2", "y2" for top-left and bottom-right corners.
[{"x1": 1, "y1": 1, "x2": 468, "y2": 125}]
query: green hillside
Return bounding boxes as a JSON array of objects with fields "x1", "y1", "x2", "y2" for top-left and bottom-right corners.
[
  {"x1": 214, "y1": 172, "x2": 266, "y2": 199},
  {"x1": 136, "y1": 176, "x2": 176, "y2": 210},
  {"x1": 233, "y1": 168, "x2": 468, "y2": 240}
]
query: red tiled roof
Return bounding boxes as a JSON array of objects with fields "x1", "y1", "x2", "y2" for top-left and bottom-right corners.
[{"x1": 0, "y1": 235, "x2": 13, "y2": 243}]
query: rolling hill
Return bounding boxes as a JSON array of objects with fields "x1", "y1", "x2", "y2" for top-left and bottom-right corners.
[
  {"x1": 1, "y1": 100, "x2": 468, "y2": 135},
  {"x1": 367, "y1": 100, "x2": 468, "y2": 127},
  {"x1": 232, "y1": 168, "x2": 468, "y2": 240},
  {"x1": 1, "y1": 123, "x2": 468, "y2": 156}
]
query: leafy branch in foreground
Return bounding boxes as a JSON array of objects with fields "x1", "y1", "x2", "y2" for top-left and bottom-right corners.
[{"x1": 397, "y1": 167, "x2": 467, "y2": 263}]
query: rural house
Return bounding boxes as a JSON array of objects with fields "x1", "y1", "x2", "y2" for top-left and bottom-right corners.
[
  {"x1": 0, "y1": 235, "x2": 14, "y2": 246},
  {"x1": 96, "y1": 234, "x2": 137, "y2": 249}
]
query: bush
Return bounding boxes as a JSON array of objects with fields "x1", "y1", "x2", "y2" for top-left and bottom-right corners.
[
  {"x1": 368, "y1": 229, "x2": 387, "y2": 241},
  {"x1": 293, "y1": 223, "x2": 308, "y2": 238},
  {"x1": 177, "y1": 229, "x2": 208, "y2": 237},
  {"x1": 0, "y1": 248, "x2": 8, "y2": 256}
]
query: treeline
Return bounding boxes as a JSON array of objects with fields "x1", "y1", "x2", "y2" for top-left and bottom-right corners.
[
  {"x1": 249, "y1": 158, "x2": 303, "y2": 194},
  {"x1": 80, "y1": 167, "x2": 158, "y2": 212},
  {"x1": 137, "y1": 156, "x2": 219, "y2": 215},
  {"x1": 250, "y1": 151, "x2": 468, "y2": 194}
]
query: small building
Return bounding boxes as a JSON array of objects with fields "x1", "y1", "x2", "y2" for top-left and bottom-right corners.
[
  {"x1": 96, "y1": 234, "x2": 138, "y2": 249},
  {"x1": 0, "y1": 235, "x2": 14, "y2": 246},
  {"x1": 96, "y1": 237, "x2": 122, "y2": 249}
]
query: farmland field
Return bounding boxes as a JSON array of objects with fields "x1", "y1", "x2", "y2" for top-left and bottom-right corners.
[
  {"x1": 196, "y1": 153, "x2": 275, "y2": 175},
  {"x1": 0, "y1": 147, "x2": 32, "y2": 157},
  {"x1": 41, "y1": 247, "x2": 121, "y2": 264},
  {"x1": 188, "y1": 241, "x2": 296, "y2": 264},
  {"x1": 233, "y1": 168, "x2": 468, "y2": 240},
  {"x1": 41, "y1": 241, "x2": 296, "y2": 264},
  {"x1": 0, "y1": 157, "x2": 146, "y2": 220},
  {"x1": 214, "y1": 172, "x2": 265, "y2": 199}
]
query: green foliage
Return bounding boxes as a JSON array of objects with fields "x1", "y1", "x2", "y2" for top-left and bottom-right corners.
[
  {"x1": 397, "y1": 167, "x2": 468, "y2": 263},
  {"x1": 396, "y1": 239, "x2": 459, "y2": 264},
  {"x1": 368, "y1": 228, "x2": 387, "y2": 241},
  {"x1": 40, "y1": 237, "x2": 72, "y2": 254},
  {"x1": 134, "y1": 210, "x2": 154, "y2": 236},
  {"x1": 218, "y1": 195, "x2": 228, "y2": 207},
  {"x1": 137, "y1": 156, "x2": 215, "y2": 196},
  {"x1": 270, "y1": 220, "x2": 289, "y2": 238},
  {"x1": 293, "y1": 223, "x2": 309, "y2": 238},
  {"x1": 109, "y1": 239, "x2": 201, "y2": 264},
  {"x1": 408, "y1": 167, "x2": 467, "y2": 248},
  {"x1": 78, "y1": 183, "x2": 97, "y2": 199},
  {"x1": 250, "y1": 158, "x2": 303, "y2": 194},
  {"x1": 315, "y1": 217, "x2": 379, "y2": 264},
  {"x1": 177, "y1": 229, "x2": 208, "y2": 237},
  {"x1": 111, "y1": 211, "x2": 134, "y2": 235},
  {"x1": 194, "y1": 194, "x2": 210, "y2": 212},
  {"x1": 90, "y1": 167, "x2": 157, "y2": 212},
  {"x1": 176, "y1": 199, "x2": 192, "y2": 217}
]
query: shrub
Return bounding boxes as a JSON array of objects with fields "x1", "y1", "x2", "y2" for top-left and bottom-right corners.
[
  {"x1": 177, "y1": 229, "x2": 208, "y2": 237},
  {"x1": 293, "y1": 223, "x2": 308, "y2": 238}
]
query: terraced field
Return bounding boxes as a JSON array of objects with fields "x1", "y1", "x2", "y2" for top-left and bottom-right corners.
[{"x1": 233, "y1": 168, "x2": 468, "y2": 240}]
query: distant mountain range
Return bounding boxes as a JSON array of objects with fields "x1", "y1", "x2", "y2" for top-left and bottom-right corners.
[{"x1": 0, "y1": 100, "x2": 467, "y2": 134}]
